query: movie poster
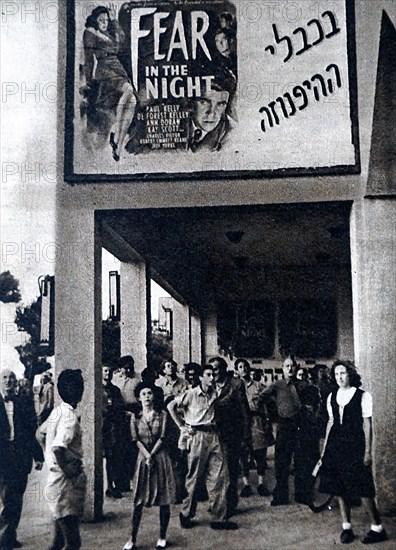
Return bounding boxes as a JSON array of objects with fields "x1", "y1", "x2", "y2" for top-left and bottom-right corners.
[{"x1": 66, "y1": 0, "x2": 358, "y2": 181}]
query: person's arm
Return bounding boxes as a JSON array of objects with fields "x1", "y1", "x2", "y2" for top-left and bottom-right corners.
[
  {"x1": 320, "y1": 415, "x2": 334, "y2": 458},
  {"x1": 48, "y1": 384, "x2": 54, "y2": 410},
  {"x1": 136, "y1": 441, "x2": 151, "y2": 462},
  {"x1": 311, "y1": 413, "x2": 334, "y2": 476},
  {"x1": 114, "y1": 387, "x2": 126, "y2": 417},
  {"x1": 238, "y1": 382, "x2": 251, "y2": 445},
  {"x1": 319, "y1": 392, "x2": 334, "y2": 459},
  {"x1": 261, "y1": 381, "x2": 277, "y2": 400},
  {"x1": 108, "y1": 19, "x2": 125, "y2": 47},
  {"x1": 167, "y1": 398, "x2": 186, "y2": 430},
  {"x1": 39, "y1": 386, "x2": 52, "y2": 420},
  {"x1": 53, "y1": 446, "x2": 82, "y2": 477},
  {"x1": 362, "y1": 391, "x2": 373, "y2": 466},
  {"x1": 130, "y1": 414, "x2": 151, "y2": 464},
  {"x1": 32, "y1": 439, "x2": 44, "y2": 469},
  {"x1": 149, "y1": 413, "x2": 167, "y2": 458},
  {"x1": 36, "y1": 419, "x2": 47, "y2": 449},
  {"x1": 23, "y1": 397, "x2": 44, "y2": 466},
  {"x1": 83, "y1": 29, "x2": 96, "y2": 85},
  {"x1": 363, "y1": 417, "x2": 373, "y2": 466}
]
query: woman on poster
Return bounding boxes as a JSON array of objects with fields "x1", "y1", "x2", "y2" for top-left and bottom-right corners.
[{"x1": 82, "y1": 5, "x2": 136, "y2": 161}]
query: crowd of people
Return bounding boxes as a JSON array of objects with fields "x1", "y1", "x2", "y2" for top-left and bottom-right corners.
[{"x1": 0, "y1": 355, "x2": 389, "y2": 550}]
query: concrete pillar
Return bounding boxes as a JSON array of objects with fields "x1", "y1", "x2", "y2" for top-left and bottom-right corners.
[
  {"x1": 120, "y1": 260, "x2": 148, "y2": 374},
  {"x1": 55, "y1": 211, "x2": 103, "y2": 520},
  {"x1": 190, "y1": 309, "x2": 201, "y2": 363},
  {"x1": 336, "y1": 267, "x2": 354, "y2": 359},
  {"x1": 204, "y1": 309, "x2": 218, "y2": 361},
  {"x1": 173, "y1": 301, "x2": 190, "y2": 367},
  {"x1": 273, "y1": 301, "x2": 281, "y2": 360},
  {"x1": 350, "y1": 198, "x2": 396, "y2": 514}
]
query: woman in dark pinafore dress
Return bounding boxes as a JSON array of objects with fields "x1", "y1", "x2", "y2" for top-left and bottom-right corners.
[{"x1": 317, "y1": 360, "x2": 388, "y2": 545}]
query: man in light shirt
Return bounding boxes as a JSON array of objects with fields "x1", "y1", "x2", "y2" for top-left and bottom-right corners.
[
  {"x1": 111, "y1": 355, "x2": 140, "y2": 413},
  {"x1": 167, "y1": 364, "x2": 238, "y2": 531},
  {"x1": 155, "y1": 360, "x2": 189, "y2": 401}
]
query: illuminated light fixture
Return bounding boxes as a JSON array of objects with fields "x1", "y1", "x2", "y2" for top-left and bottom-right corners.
[
  {"x1": 109, "y1": 271, "x2": 121, "y2": 321},
  {"x1": 38, "y1": 275, "x2": 55, "y2": 356}
]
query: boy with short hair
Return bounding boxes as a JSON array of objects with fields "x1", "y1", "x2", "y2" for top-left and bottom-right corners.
[
  {"x1": 235, "y1": 358, "x2": 271, "y2": 498},
  {"x1": 167, "y1": 364, "x2": 237, "y2": 531},
  {"x1": 37, "y1": 369, "x2": 86, "y2": 550}
]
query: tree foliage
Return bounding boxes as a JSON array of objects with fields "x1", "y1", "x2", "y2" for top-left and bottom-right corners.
[
  {"x1": 101, "y1": 319, "x2": 173, "y2": 373},
  {"x1": 149, "y1": 332, "x2": 173, "y2": 373},
  {"x1": 15, "y1": 297, "x2": 41, "y2": 339},
  {"x1": 14, "y1": 296, "x2": 50, "y2": 383},
  {"x1": 0, "y1": 270, "x2": 21, "y2": 303},
  {"x1": 102, "y1": 318, "x2": 121, "y2": 367}
]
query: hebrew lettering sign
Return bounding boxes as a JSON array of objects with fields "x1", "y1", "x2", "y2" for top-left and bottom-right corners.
[{"x1": 65, "y1": 0, "x2": 359, "y2": 182}]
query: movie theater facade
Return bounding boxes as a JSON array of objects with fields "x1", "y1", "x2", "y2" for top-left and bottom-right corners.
[{"x1": 56, "y1": 1, "x2": 395, "y2": 518}]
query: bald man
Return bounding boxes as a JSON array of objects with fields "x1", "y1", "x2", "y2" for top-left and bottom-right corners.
[
  {"x1": 262, "y1": 357, "x2": 301, "y2": 506},
  {"x1": 0, "y1": 369, "x2": 44, "y2": 550}
]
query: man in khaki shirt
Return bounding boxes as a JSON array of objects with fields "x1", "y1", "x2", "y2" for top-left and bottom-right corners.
[{"x1": 263, "y1": 356, "x2": 301, "y2": 506}]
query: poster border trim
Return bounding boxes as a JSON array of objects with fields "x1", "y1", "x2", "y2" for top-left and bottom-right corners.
[{"x1": 64, "y1": 0, "x2": 361, "y2": 184}]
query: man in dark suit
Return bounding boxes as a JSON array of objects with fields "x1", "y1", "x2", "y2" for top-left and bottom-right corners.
[
  {"x1": 102, "y1": 364, "x2": 128, "y2": 498},
  {"x1": 209, "y1": 357, "x2": 250, "y2": 518},
  {"x1": 0, "y1": 369, "x2": 44, "y2": 550}
]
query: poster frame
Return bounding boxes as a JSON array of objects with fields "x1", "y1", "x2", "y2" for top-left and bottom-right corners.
[{"x1": 64, "y1": 0, "x2": 361, "y2": 184}]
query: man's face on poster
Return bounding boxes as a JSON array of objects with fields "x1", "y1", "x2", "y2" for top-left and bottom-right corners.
[
  {"x1": 215, "y1": 31, "x2": 231, "y2": 57},
  {"x1": 194, "y1": 88, "x2": 230, "y2": 133}
]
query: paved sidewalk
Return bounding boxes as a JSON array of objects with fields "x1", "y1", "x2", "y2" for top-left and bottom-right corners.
[{"x1": 17, "y1": 461, "x2": 395, "y2": 550}]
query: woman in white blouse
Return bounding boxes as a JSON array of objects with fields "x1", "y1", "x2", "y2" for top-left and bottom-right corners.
[{"x1": 317, "y1": 360, "x2": 387, "y2": 545}]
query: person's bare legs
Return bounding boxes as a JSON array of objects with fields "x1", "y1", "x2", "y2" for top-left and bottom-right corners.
[
  {"x1": 112, "y1": 83, "x2": 136, "y2": 160},
  {"x1": 123, "y1": 504, "x2": 143, "y2": 549},
  {"x1": 159, "y1": 506, "x2": 170, "y2": 539},
  {"x1": 338, "y1": 497, "x2": 356, "y2": 543},
  {"x1": 131, "y1": 504, "x2": 143, "y2": 544},
  {"x1": 338, "y1": 496, "x2": 351, "y2": 524},
  {"x1": 361, "y1": 497, "x2": 381, "y2": 525},
  {"x1": 361, "y1": 497, "x2": 388, "y2": 543}
]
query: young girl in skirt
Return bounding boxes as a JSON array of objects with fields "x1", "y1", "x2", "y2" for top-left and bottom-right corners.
[
  {"x1": 123, "y1": 382, "x2": 176, "y2": 550},
  {"x1": 317, "y1": 360, "x2": 388, "y2": 544}
]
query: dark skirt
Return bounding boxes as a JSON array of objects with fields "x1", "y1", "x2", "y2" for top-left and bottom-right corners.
[{"x1": 319, "y1": 428, "x2": 375, "y2": 500}]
